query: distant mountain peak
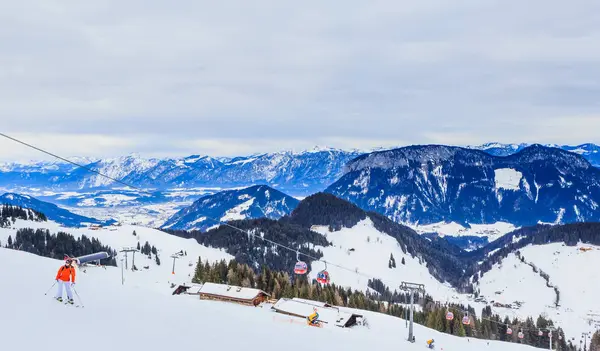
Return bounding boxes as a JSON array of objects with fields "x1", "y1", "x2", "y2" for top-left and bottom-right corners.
[{"x1": 161, "y1": 185, "x2": 300, "y2": 231}]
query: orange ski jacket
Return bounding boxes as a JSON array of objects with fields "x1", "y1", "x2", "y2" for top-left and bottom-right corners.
[{"x1": 56, "y1": 265, "x2": 76, "y2": 283}]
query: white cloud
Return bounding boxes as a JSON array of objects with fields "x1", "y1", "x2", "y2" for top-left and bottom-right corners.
[{"x1": 1, "y1": 0, "x2": 600, "y2": 161}]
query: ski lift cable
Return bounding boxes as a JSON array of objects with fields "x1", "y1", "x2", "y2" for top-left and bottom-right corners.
[
  {"x1": 479, "y1": 316, "x2": 561, "y2": 333},
  {"x1": 0, "y1": 132, "x2": 379, "y2": 282}
]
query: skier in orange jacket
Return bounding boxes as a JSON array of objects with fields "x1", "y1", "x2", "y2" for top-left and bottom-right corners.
[{"x1": 55, "y1": 259, "x2": 76, "y2": 304}]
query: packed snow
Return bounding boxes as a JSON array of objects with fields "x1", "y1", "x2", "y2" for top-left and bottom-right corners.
[{"x1": 0, "y1": 247, "x2": 539, "y2": 351}]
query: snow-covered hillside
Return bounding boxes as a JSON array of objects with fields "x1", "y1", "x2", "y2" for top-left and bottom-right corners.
[
  {"x1": 0, "y1": 246, "x2": 539, "y2": 351},
  {"x1": 0, "y1": 193, "x2": 111, "y2": 227},
  {"x1": 303, "y1": 218, "x2": 596, "y2": 344},
  {"x1": 327, "y1": 144, "x2": 600, "y2": 227},
  {"x1": 162, "y1": 185, "x2": 300, "y2": 231},
  {"x1": 475, "y1": 243, "x2": 600, "y2": 342},
  {"x1": 0, "y1": 218, "x2": 232, "y2": 286},
  {"x1": 411, "y1": 221, "x2": 518, "y2": 243},
  {"x1": 309, "y1": 218, "x2": 458, "y2": 299}
]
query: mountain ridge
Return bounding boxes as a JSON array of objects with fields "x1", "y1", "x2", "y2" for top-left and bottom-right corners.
[{"x1": 326, "y1": 144, "x2": 600, "y2": 227}]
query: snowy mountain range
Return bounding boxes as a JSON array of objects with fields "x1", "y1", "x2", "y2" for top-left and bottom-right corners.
[
  {"x1": 326, "y1": 144, "x2": 600, "y2": 227},
  {"x1": 0, "y1": 148, "x2": 362, "y2": 196},
  {"x1": 470, "y1": 142, "x2": 600, "y2": 167},
  {"x1": 161, "y1": 185, "x2": 300, "y2": 231},
  {"x1": 0, "y1": 193, "x2": 111, "y2": 227}
]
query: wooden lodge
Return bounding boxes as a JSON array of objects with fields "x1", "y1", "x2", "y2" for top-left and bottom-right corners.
[{"x1": 173, "y1": 282, "x2": 270, "y2": 307}]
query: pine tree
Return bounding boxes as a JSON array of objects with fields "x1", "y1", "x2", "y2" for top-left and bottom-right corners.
[
  {"x1": 7, "y1": 235, "x2": 12, "y2": 248},
  {"x1": 155, "y1": 255, "x2": 161, "y2": 265},
  {"x1": 132, "y1": 230, "x2": 137, "y2": 236},
  {"x1": 401, "y1": 257, "x2": 406, "y2": 265},
  {"x1": 136, "y1": 242, "x2": 141, "y2": 251}
]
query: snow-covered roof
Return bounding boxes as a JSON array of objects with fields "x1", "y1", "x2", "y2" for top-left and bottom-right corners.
[
  {"x1": 199, "y1": 282, "x2": 269, "y2": 300},
  {"x1": 186, "y1": 284, "x2": 203, "y2": 295},
  {"x1": 291, "y1": 298, "x2": 334, "y2": 309},
  {"x1": 271, "y1": 298, "x2": 360, "y2": 328}
]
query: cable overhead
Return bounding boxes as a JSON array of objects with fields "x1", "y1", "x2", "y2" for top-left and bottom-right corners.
[{"x1": 0, "y1": 132, "x2": 380, "y2": 282}]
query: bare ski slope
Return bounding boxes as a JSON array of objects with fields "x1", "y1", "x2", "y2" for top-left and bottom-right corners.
[{"x1": 0, "y1": 248, "x2": 536, "y2": 351}]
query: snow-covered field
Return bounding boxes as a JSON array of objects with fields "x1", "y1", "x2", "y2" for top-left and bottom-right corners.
[
  {"x1": 476, "y1": 243, "x2": 600, "y2": 342},
  {"x1": 0, "y1": 247, "x2": 537, "y2": 351},
  {"x1": 410, "y1": 221, "x2": 518, "y2": 242},
  {"x1": 494, "y1": 168, "x2": 523, "y2": 191}
]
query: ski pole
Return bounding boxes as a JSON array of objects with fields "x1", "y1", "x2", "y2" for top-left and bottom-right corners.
[
  {"x1": 44, "y1": 281, "x2": 57, "y2": 295},
  {"x1": 72, "y1": 286, "x2": 84, "y2": 307}
]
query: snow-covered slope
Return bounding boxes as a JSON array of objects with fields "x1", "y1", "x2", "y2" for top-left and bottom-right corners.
[
  {"x1": 475, "y1": 243, "x2": 600, "y2": 341},
  {"x1": 0, "y1": 218, "x2": 233, "y2": 284},
  {"x1": 0, "y1": 193, "x2": 111, "y2": 227},
  {"x1": 411, "y1": 221, "x2": 519, "y2": 250},
  {"x1": 309, "y1": 218, "x2": 458, "y2": 299},
  {"x1": 326, "y1": 144, "x2": 600, "y2": 227},
  {"x1": 0, "y1": 246, "x2": 539, "y2": 351},
  {"x1": 161, "y1": 185, "x2": 300, "y2": 231}
]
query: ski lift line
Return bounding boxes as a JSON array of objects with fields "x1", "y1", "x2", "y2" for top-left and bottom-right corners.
[
  {"x1": 0, "y1": 132, "x2": 385, "y2": 283},
  {"x1": 479, "y1": 316, "x2": 561, "y2": 333}
]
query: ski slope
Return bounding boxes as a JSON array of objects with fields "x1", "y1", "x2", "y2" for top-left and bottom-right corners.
[
  {"x1": 309, "y1": 219, "x2": 458, "y2": 300},
  {"x1": 476, "y1": 243, "x2": 600, "y2": 342},
  {"x1": 0, "y1": 247, "x2": 537, "y2": 351},
  {"x1": 0, "y1": 219, "x2": 232, "y2": 290}
]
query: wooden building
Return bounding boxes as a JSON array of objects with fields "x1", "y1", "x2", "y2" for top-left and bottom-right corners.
[
  {"x1": 198, "y1": 282, "x2": 270, "y2": 306},
  {"x1": 271, "y1": 298, "x2": 363, "y2": 328}
]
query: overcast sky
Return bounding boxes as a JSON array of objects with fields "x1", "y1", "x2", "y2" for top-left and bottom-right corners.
[{"x1": 1, "y1": 0, "x2": 600, "y2": 161}]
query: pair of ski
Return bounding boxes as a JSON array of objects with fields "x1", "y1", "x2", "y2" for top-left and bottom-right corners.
[{"x1": 55, "y1": 298, "x2": 81, "y2": 308}]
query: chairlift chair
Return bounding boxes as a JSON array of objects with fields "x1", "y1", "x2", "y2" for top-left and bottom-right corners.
[
  {"x1": 316, "y1": 261, "x2": 330, "y2": 284},
  {"x1": 294, "y1": 251, "x2": 308, "y2": 275}
]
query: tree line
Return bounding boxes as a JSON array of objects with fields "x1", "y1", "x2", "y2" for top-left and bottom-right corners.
[
  {"x1": 0, "y1": 204, "x2": 47, "y2": 228},
  {"x1": 4, "y1": 227, "x2": 117, "y2": 266}
]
